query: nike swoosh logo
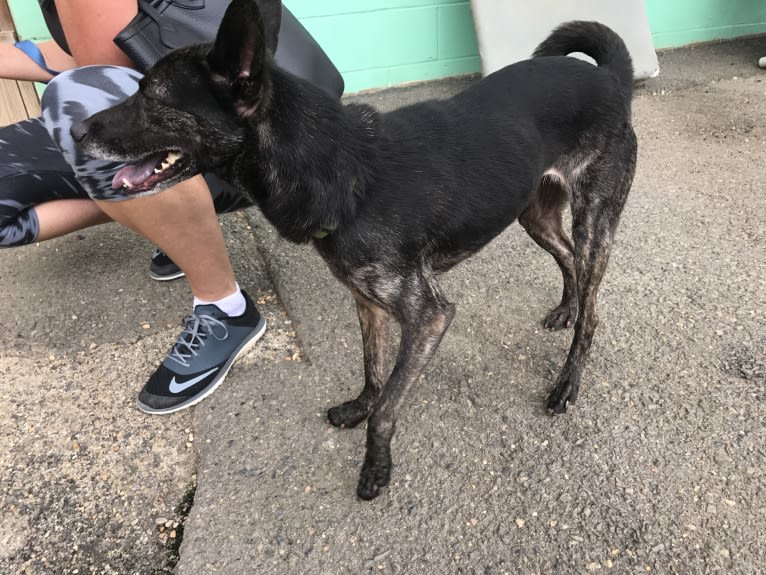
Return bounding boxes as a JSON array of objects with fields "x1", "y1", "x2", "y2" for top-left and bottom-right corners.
[{"x1": 169, "y1": 367, "x2": 219, "y2": 394}]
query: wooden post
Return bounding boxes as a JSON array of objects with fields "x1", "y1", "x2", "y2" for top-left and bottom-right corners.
[{"x1": 0, "y1": 0, "x2": 42, "y2": 126}]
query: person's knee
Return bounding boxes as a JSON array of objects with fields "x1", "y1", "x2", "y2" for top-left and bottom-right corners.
[
  {"x1": 41, "y1": 66, "x2": 142, "y2": 118},
  {"x1": 41, "y1": 66, "x2": 142, "y2": 151},
  {"x1": 40, "y1": 66, "x2": 144, "y2": 202}
]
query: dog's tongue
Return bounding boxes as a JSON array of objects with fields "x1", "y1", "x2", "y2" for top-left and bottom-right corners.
[{"x1": 111, "y1": 153, "x2": 164, "y2": 189}]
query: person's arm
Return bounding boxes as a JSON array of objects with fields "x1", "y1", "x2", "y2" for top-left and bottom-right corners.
[
  {"x1": 54, "y1": 0, "x2": 137, "y2": 67},
  {"x1": 0, "y1": 39, "x2": 77, "y2": 82}
]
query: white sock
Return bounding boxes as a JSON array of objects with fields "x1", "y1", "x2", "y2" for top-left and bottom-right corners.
[{"x1": 193, "y1": 283, "x2": 246, "y2": 317}]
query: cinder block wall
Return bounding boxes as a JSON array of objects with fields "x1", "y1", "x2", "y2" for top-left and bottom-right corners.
[
  {"x1": 647, "y1": 0, "x2": 766, "y2": 48},
  {"x1": 291, "y1": 0, "x2": 766, "y2": 91},
  {"x1": 290, "y1": 0, "x2": 480, "y2": 93},
  {"x1": 8, "y1": 0, "x2": 766, "y2": 94}
]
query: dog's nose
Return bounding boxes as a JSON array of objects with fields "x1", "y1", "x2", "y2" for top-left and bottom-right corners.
[{"x1": 70, "y1": 121, "x2": 88, "y2": 143}]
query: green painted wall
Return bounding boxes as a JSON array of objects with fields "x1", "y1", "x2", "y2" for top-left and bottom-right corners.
[
  {"x1": 6, "y1": 3, "x2": 45, "y2": 38},
  {"x1": 647, "y1": 0, "x2": 766, "y2": 48},
  {"x1": 8, "y1": 1, "x2": 766, "y2": 93},
  {"x1": 288, "y1": 1, "x2": 479, "y2": 93}
]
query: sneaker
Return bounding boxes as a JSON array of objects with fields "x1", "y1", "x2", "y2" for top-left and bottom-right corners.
[
  {"x1": 150, "y1": 248, "x2": 185, "y2": 281},
  {"x1": 137, "y1": 290, "x2": 266, "y2": 414}
]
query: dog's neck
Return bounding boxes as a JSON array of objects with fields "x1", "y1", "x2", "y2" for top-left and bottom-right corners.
[{"x1": 231, "y1": 67, "x2": 381, "y2": 244}]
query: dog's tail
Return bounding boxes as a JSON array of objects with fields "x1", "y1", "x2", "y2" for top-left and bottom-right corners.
[{"x1": 533, "y1": 21, "x2": 633, "y2": 97}]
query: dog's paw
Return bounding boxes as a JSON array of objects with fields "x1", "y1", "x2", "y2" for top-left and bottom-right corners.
[
  {"x1": 356, "y1": 461, "x2": 391, "y2": 500},
  {"x1": 545, "y1": 380, "x2": 579, "y2": 415},
  {"x1": 543, "y1": 303, "x2": 577, "y2": 331},
  {"x1": 328, "y1": 399, "x2": 370, "y2": 429}
]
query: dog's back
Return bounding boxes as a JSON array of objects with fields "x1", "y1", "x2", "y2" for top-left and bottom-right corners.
[{"x1": 337, "y1": 22, "x2": 634, "y2": 271}]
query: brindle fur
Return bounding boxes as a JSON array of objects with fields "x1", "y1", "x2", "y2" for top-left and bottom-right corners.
[{"x1": 75, "y1": 0, "x2": 637, "y2": 500}]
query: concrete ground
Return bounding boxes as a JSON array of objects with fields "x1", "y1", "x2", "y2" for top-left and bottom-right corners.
[{"x1": 1, "y1": 37, "x2": 764, "y2": 574}]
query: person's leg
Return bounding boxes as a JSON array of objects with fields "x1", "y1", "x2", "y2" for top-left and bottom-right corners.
[
  {"x1": 0, "y1": 116, "x2": 186, "y2": 286},
  {"x1": 0, "y1": 117, "x2": 110, "y2": 247},
  {"x1": 35, "y1": 199, "x2": 111, "y2": 240},
  {"x1": 94, "y1": 175, "x2": 237, "y2": 301},
  {"x1": 42, "y1": 66, "x2": 265, "y2": 414},
  {"x1": 41, "y1": 66, "x2": 238, "y2": 300}
]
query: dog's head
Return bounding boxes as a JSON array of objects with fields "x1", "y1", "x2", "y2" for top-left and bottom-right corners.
[{"x1": 73, "y1": 0, "x2": 274, "y2": 195}]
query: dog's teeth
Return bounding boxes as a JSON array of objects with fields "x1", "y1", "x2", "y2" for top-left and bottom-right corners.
[
  {"x1": 166, "y1": 151, "x2": 182, "y2": 165},
  {"x1": 161, "y1": 162, "x2": 170, "y2": 170},
  {"x1": 122, "y1": 177, "x2": 134, "y2": 189},
  {"x1": 154, "y1": 168, "x2": 162, "y2": 174}
]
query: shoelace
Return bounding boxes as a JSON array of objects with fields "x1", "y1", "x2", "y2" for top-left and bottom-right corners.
[{"x1": 168, "y1": 313, "x2": 229, "y2": 367}]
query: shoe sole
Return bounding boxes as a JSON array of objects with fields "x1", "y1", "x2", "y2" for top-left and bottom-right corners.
[
  {"x1": 136, "y1": 315, "x2": 267, "y2": 415},
  {"x1": 150, "y1": 270, "x2": 186, "y2": 281}
]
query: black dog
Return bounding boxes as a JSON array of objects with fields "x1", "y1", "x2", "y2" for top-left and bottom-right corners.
[{"x1": 74, "y1": 0, "x2": 636, "y2": 500}]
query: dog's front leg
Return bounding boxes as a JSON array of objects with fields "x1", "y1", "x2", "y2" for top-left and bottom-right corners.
[
  {"x1": 357, "y1": 296, "x2": 456, "y2": 500},
  {"x1": 328, "y1": 297, "x2": 390, "y2": 428}
]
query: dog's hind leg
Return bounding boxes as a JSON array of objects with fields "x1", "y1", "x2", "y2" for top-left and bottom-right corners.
[
  {"x1": 519, "y1": 177, "x2": 577, "y2": 330},
  {"x1": 328, "y1": 297, "x2": 390, "y2": 429},
  {"x1": 357, "y1": 274, "x2": 456, "y2": 499},
  {"x1": 546, "y1": 140, "x2": 635, "y2": 414}
]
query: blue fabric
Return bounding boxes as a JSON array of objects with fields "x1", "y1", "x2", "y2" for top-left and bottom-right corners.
[{"x1": 14, "y1": 40, "x2": 61, "y2": 80}]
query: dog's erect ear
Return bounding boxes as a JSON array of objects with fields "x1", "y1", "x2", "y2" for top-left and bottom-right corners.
[
  {"x1": 256, "y1": 0, "x2": 282, "y2": 55},
  {"x1": 208, "y1": 0, "x2": 268, "y2": 94}
]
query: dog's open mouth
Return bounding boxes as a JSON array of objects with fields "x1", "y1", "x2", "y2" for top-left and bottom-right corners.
[{"x1": 111, "y1": 150, "x2": 187, "y2": 191}]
